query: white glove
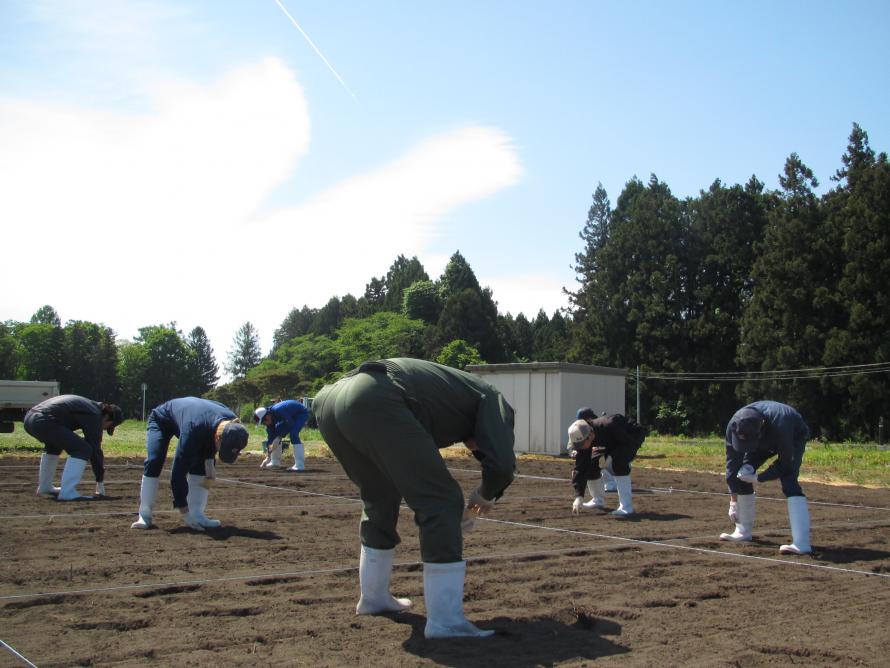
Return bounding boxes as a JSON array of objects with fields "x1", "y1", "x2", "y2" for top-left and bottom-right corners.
[
  {"x1": 728, "y1": 501, "x2": 738, "y2": 523},
  {"x1": 737, "y1": 464, "x2": 758, "y2": 484},
  {"x1": 569, "y1": 448, "x2": 578, "y2": 459},
  {"x1": 95, "y1": 481, "x2": 106, "y2": 496},
  {"x1": 466, "y1": 488, "x2": 495, "y2": 516},
  {"x1": 572, "y1": 496, "x2": 584, "y2": 514}
]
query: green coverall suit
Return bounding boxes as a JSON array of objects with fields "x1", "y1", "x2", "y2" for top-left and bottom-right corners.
[{"x1": 312, "y1": 358, "x2": 516, "y2": 563}]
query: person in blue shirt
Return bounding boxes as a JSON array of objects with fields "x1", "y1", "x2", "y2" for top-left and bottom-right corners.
[
  {"x1": 720, "y1": 400, "x2": 812, "y2": 555},
  {"x1": 254, "y1": 399, "x2": 310, "y2": 471},
  {"x1": 130, "y1": 397, "x2": 248, "y2": 531}
]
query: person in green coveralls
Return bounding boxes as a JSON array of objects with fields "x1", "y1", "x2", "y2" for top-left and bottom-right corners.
[{"x1": 312, "y1": 358, "x2": 516, "y2": 639}]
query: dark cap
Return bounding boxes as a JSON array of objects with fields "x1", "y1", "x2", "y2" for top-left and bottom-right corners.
[
  {"x1": 729, "y1": 407, "x2": 764, "y2": 453},
  {"x1": 576, "y1": 407, "x2": 596, "y2": 421},
  {"x1": 219, "y1": 421, "x2": 249, "y2": 463},
  {"x1": 104, "y1": 404, "x2": 124, "y2": 435}
]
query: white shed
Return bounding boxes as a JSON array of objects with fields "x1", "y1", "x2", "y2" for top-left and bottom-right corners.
[{"x1": 466, "y1": 362, "x2": 627, "y2": 456}]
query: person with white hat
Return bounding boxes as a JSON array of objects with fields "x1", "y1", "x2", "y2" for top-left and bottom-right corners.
[
  {"x1": 254, "y1": 399, "x2": 310, "y2": 471},
  {"x1": 721, "y1": 400, "x2": 812, "y2": 555},
  {"x1": 130, "y1": 397, "x2": 248, "y2": 531},
  {"x1": 568, "y1": 413, "x2": 646, "y2": 517},
  {"x1": 312, "y1": 358, "x2": 516, "y2": 639},
  {"x1": 24, "y1": 395, "x2": 123, "y2": 501}
]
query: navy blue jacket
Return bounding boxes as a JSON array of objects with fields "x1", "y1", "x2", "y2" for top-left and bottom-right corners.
[
  {"x1": 150, "y1": 397, "x2": 236, "y2": 507},
  {"x1": 725, "y1": 400, "x2": 810, "y2": 482}
]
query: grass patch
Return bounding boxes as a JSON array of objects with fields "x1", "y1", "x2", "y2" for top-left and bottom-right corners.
[{"x1": 3, "y1": 422, "x2": 888, "y2": 487}]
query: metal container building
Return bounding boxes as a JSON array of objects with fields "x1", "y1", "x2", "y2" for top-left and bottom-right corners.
[{"x1": 466, "y1": 362, "x2": 627, "y2": 456}]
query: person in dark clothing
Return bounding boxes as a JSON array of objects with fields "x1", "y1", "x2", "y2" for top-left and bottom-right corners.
[
  {"x1": 312, "y1": 358, "x2": 516, "y2": 639},
  {"x1": 24, "y1": 395, "x2": 123, "y2": 501},
  {"x1": 254, "y1": 399, "x2": 310, "y2": 471},
  {"x1": 130, "y1": 397, "x2": 248, "y2": 531},
  {"x1": 568, "y1": 411, "x2": 645, "y2": 517},
  {"x1": 720, "y1": 400, "x2": 812, "y2": 554}
]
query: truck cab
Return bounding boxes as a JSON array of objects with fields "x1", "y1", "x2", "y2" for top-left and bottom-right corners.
[{"x1": 0, "y1": 380, "x2": 61, "y2": 432}]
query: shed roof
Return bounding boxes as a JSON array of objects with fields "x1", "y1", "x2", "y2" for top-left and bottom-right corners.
[{"x1": 466, "y1": 362, "x2": 627, "y2": 377}]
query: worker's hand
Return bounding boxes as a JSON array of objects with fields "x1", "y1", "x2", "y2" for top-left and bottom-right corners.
[
  {"x1": 590, "y1": 446, "x2": 608, "y2": 458},
  {"x1": 728, "y1": 501, "x2": 739, "y2": 523},
  {"x1": 466, "y1": 488, "x2": 495, "y2": 516},
  {"x1": 205, "y1": 458, "x2": 216, "y2": 479},
  {"x1": 569, "y1": 447, "x2": 578, "y2": 458},
  {"x1": 737, "y1": 464, "x2": 758, "y2": 484},
  {"x1": 95, "y1": 481, "x2": 106, "y2": 496},
  {"x1": 572, "y1": 496, "x2": 584, "y2": 514},
  {"x1": 461, "y1": 509, "x2": 476, "y2": 533}
]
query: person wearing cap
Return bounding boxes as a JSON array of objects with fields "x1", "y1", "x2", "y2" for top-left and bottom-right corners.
[
  {"x1": 312, "y1": 358, "x2": 516, "y2": 639},
  {"x1": 254, "y1": 399, "x2": 310, "y2": 471},
  {"x1": 575, "y1": 407, "x2": 617, "y2": 492},
  {"x1": 130, "y1": 397, "x2": 248, "y2": 531},
  {"x1": 721, "y1": 400, "x2": 812, "y2": 555},
  {"x1": 567, "y1": 413, "x2": 643, "y2": 517},
  {"x1": 24, "y1": 394, "x2": 123, "y2": 501}
]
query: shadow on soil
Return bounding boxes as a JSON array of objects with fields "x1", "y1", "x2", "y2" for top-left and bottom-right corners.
[
  {"x1": 393, "y1": 612, "x2": 629, "y2": 667},
  {"x1": 167, "y1": 526, "x2": 282, "y2": 541},
  {"x1": 813, "y1": 546, "x2": 890, "y2": 564}
]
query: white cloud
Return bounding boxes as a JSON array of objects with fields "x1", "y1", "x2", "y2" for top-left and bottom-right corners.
[
  {"x1": 249, "y1": 126, "x2": 523, "y2": 299},
  {"x1": 482, "y1": 273, "x2": 570, "y2": 319},
  {"x1": 0, "y1": 57, "x2": 310, "y2": 355},
  {"x1": 0, "y1": 52, "x2": 523, "y2": 360}
]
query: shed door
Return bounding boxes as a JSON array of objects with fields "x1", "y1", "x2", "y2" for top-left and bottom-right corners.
[{"x1": 527, "y1": 373, "x2": 547, "y2": 453}]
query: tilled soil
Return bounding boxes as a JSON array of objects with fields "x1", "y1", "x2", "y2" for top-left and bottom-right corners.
[{"x1": 1, "y1": 452, "x2": 889, "y2": 667}]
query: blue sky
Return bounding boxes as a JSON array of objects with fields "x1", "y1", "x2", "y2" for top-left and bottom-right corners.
[{"x1": 2, "y1": 1, "x2": 888, "y2": 365}]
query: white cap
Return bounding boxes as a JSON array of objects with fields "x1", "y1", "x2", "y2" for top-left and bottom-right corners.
[
  {"x1": 567, "y1": 419, "x2": 591, "y2": 446},
  {"x1": 254, "y1": 407, "x2": 268, "y2": 424}
]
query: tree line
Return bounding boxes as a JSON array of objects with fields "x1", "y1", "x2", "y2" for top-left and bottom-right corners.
[{"x1": 2, "y1": 124, "x2": 887, "y2": 439}]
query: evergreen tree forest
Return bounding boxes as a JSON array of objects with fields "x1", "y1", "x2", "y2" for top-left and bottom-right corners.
[{"x1": 2, "y1": 124, "x2": 888, "y2": 439}]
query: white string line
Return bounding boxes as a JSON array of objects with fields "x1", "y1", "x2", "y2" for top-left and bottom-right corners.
[
  {"x1": 3, "y1": 514, "x2": 888, "y2": 604},
  {"x1": 2, "y1": 468, "x2": 888, "y2": 600},
  {"x1": 0, "y1": 639, "x2": 38, "y2": 668},
  {"x1": 480, "y1": 517, "x2": 890, "y2": 579},
  {"x1": 449, "y1": 467, "x2": 890, "y2": 512}
]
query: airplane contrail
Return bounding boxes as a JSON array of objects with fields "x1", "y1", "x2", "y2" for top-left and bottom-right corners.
[{"x1": 273, "y1": 0, "x2": 358, "y2": 101}]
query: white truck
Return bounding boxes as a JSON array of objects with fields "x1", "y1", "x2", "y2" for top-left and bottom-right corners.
[{"x1": 0, "y1": 380, "x2": 61, "y2": 433}]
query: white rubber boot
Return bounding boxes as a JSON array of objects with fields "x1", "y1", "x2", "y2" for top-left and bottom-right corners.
[
  {"x1": 289, "y1": 441, "x2": 305, "y2": 471},
  {"x1": 186, "y1": 474, "x2": 221, "y2": 528},
  {"x1": 720, "y1": 493, "x2": 755, "y2": 541},
  {"x1": 57, "y1": 457, "x2": 91, "y2": 501},
  {"x1": 356, "y1": 545, "x2": 412, "y2": 615},
  {"x1": 610, "y1": 475, "x2": 634, "y2": 516},
  {"x1": 423, "y1": 561, "x2": 494, "y2": 639},
  {"x1": 602, "y1": 467, "x2": 617, "y2": 493},
  {"x1": 582, "y1": 477, "x2": 606, "y2": 509},
  {"x1": 779, "y1": 496, "x2": 811, "y2": 555},
  {"x1": 36, "y1": 453, "x2": 61, "y2": 496},
  {"x1": 130, "y1": 476, "x2": 160, "y2": 529}
]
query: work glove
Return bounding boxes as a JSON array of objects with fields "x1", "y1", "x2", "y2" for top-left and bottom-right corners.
[
  {"x1": 728, "y1": 501, "x2": 738, "y2": 523},
  {"x1": 572, "y1": 496, "x2": 584, "y2": 515},
  {"x1": 569, "y1": 448, "x2": 578, "y2": 459},
  {"x1": 737, "y1": 464, "x2": 758, "y2": 484},
  {"x1": 95, "y1": 481, "x2": 106, "y2": 496},
  {"x1": 466, "y1": 488, "x2": 495, "y2": 516}
]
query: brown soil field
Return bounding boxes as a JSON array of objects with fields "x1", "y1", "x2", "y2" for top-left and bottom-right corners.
[{"x1": 1, "y1": 452, "x2": 889, "y2": 667}]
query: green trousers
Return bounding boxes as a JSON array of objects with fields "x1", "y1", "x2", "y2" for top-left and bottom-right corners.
[{"x1": 313, "y1": 369, "x2": 465, "y2": 563}]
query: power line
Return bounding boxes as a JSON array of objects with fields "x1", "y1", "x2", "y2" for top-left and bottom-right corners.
[{"x1": 632, "y1": 361, "x2": 890, "y2": 383}]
